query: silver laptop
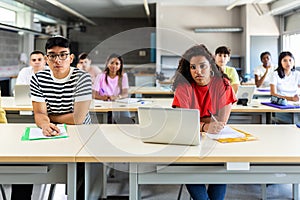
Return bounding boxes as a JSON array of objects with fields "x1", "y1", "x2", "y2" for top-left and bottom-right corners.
[
  {"x1": 138, "y1": 107, "x2": 200, "y2": 146},
  {"x1": 14, "y1": 85, "x2": 32, "y2": 106},
  {"x1": 236, "y1": 85, "x2": 256, "y2": 105}
]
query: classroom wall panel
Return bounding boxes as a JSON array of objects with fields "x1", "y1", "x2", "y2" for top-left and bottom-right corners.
[
  {"x1": 285, "y1": 12, "x2": 300, "y2": 33},
  {"x1": 68, "y1": 18, "x2": 154, "y2": 65}
]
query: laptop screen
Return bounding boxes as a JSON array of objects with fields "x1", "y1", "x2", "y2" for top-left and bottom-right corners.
[{"x1": 138, "y1": 107, "x2": 200, "y2": 146}]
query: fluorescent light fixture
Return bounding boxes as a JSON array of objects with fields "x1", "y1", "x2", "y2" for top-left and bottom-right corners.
[
  {"x1": 267, "y1": 0, "x2": 300, "y2": 15},
  {"x1": 0, "y1": 22, "x2": 50, "y2": 36},
  {"x1": 226, "y1": 0, "x2": 244, "y2": 10},
  {"x1": 34, "y1": 13, "x2": 58, "y2": 24},
  {"x1": 143, "y1": 0, "x2": 150, "y2": 16},
  {"x1": 194, "y1": 27, "x2": 243, "y2": 33},
  {"x1": 46, "y1": 0, "x2": 97, "y2": 26}
]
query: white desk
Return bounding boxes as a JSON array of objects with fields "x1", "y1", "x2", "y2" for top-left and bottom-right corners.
[
  {"x1": 0, "y1": 124, "x2": 97, "y2": 200},
  {"x1": 129, "y1": 86, "x2": 173, "y2": 98},
  {"x1": 77, "y1": 124, "x2": 300, "y2": 200},
  {"x1": 3, "y1": 96, "x2": 300, "y2": 124}
]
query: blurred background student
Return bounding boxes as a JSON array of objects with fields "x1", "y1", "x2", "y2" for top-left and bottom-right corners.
[
  {"x1": 76, "y1": 52, "x2": 101, "y2": 84},
  {"x1": 270, "y1": 51, "x2": 300, "y2": 124},
  {"x1": 254, "y1": 51, "x2": 276, "y2": 88},
  {"x1": 93, "y1": 53, "x2": 133, "y2": 123},
  {"x1": 16, "y1": 50, "x2": 47, "y2": 85},
  {"x1": 215, "y1": 46, "x2": 240, "y2": 93},
  {"x1": 270, "y1": 51, "x2": 300, "y2": 102}
]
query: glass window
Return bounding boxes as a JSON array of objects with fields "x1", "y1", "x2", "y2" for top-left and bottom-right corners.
[
  {"x1": 0, "y1": 7, "x2": 16, "y2": 25},
  {"x1": 283, "y1": 33, "x2": 300, "y2": 68}
]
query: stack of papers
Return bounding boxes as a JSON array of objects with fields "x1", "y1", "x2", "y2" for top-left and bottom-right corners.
[
  {"x1": 116, "y1": 98, "x2": 142, "y2": 104},
  {"x1": 206, "y1": 126, "x2": 256, "y2": 143},
  {"x1": 21, "y1": 124, "x2": 68, "y2": 141}
]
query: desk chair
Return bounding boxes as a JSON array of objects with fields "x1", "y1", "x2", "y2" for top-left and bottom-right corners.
[
  {"x1": 177, "y1": 184, "x2": 191, "y2": 200},
  {"x1": 48, "y1": 184, "x2": 56, "y2": 200},
  {"x1": 0, "y1": 184, "x2": 7, "y2": 200}
]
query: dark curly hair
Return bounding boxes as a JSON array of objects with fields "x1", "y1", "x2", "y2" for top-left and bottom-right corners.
[{"x1": 172, "y1": 44, "x2": 229, "y2": 91}]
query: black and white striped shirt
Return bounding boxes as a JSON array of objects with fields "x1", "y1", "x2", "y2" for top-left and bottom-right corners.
[{"x1": 30, "y1": 67, "x2": 92, "y2": 124}]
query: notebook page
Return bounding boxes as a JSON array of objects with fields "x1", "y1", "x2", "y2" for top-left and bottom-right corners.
[{"x1": 206, "y1": 126, "x2": 245, "y2": 140}]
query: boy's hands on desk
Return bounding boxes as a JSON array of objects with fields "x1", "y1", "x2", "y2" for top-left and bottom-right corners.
[{"x1": 40, "y1": 123, "x2": 60, "y2": 136}]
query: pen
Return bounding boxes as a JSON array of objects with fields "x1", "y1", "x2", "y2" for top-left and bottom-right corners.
[
  {"x1": 208, "y1": 110, "x2": 218, "y2": 122},
  {"x1": 101, "y1": 88, "x2": 105, "y2": 94}
]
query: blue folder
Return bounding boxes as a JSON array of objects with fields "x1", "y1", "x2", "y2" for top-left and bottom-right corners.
[{"x1": 261, "y1": 102, "x2": 300, "y2": 109}]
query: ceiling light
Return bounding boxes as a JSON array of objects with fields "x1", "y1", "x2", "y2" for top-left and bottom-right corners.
[
  {"x1": 194, "y1": 27, "x2": 243, "y2": 33},
  {"x1": 266, "y1": 0, "x2": 300, "y2": 15},
  {"x1": 46, "y1": 0, "x2": 97, "y2": 26},
  {"x1": 0, "y1": 22, "x2": 50, "y2": 36},
  {"x1": 143, "y1": 0, "x2": 150, "y2": 16}
]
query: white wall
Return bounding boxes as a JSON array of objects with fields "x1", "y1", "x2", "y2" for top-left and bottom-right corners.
[{"x1": 156, "y1": 3, "x2": 280, "y2": 75}]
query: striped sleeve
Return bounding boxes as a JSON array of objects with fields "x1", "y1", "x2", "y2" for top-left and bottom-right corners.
[
  {"x1": 30, "y1": 73, "x2": 46, "y2": 102},
  {"x1": 74, "y1": 71, "x2": 92, "y2": 102}
]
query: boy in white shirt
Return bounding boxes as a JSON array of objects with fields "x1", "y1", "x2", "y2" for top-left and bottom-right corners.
[{"x1": 16, "y1": 50, "x2": 46, "y2": 85}]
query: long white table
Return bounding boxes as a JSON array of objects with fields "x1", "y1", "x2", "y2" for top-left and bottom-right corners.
[
  {"x1": 0, "y1": 124, "x2": 98, "y2": 200},
  {"x1": 3, "y1": 96, "x2": 300, "y2": 124},
  {"x1": 77, "y1": 124, "x2": 300, "y2": 200}
]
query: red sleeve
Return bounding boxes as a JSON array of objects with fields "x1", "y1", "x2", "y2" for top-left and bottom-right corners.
[
  {"x1": 172, "y1": 83, "x2": 193, "y2": 108},
  {"x1": 216, "y1": 79, "x2": 237, "y2": 110}
]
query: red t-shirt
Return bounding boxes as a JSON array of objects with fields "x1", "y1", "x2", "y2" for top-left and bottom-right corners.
[{"x1": 172, "y1": 77, "x2": 237, "y2": 118}]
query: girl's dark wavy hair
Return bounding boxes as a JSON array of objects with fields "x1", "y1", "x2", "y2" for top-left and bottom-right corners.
[
  {"x1": 172, "y1": 44, "x2": 229, "y2": 91},
  {"x1": 276, "y1": 51, "x2": 295, "y2": 79},
  {"x1": 104, "y1": 53, "x2": 124, "y2": 91}
]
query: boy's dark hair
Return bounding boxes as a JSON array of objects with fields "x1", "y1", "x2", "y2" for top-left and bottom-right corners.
[
  {"x1": 78, "y1": 52, "x2": 90, "y2": 60},
  {"x1": 45, "y1": 36, "x2": 70, "y2": 52},
  {"x1": 215, "y1": 46, "x2": 231, "y2": 55},
  {"x1": 260, "y1": 51, "x2": 271, "y2": 61},
  {"x1": 30, "y1": 50, "x2": 44, "y2": 57}
]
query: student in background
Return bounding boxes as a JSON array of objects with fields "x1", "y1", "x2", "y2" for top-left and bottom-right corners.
[
  {"x1": 172, "y1": 44, "x2": 237, "y2": 200},
  {"x1": 93, "y1": 53, "x2": 132, "y2": 123},
  {"x1": 93, "y1": 53, "x2": 129, "y2": 101},
  {"x1": 270, "y1": 51, "x2": 300, "y2": 101},
  {"x1": 16, "y1": 50, "x2": 46, "y2": 85},
  {"x1": 11, "y1": 36, "x2": 92, "y2": 200},
  {"x1": 215, "y1": 46, "x2": 240, "y2": 93},
  {"x1": 254, "y1": 51, "x2": 276, "y2": 88},
  {"x1": 76, "y1": 52, "x2": 101, "y2": 84}
]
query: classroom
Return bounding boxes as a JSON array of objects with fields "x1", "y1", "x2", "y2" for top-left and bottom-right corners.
[{"x1": 0, "y1": 0, "x2": 300, "y2": 200}]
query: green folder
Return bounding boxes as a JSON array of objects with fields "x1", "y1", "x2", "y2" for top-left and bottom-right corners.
[{"x1": 21, "y1": 124, "x2": 68, "y2": 141}]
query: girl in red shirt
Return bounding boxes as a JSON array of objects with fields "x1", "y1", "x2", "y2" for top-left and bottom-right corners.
[{"x1": 172, "y1": 44, "x2": 237, "y2": 200}]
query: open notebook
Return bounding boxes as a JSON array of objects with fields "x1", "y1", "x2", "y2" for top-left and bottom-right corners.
[{"x1": 206, "y1": 126, "x2": 256, "y2": 143}]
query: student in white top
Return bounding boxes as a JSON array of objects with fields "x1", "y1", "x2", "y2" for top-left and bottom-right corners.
[
  {"x1": 254, "y1": 51, "x2": 276, "y2": 88},
  {"x1": 270, "y1": 51, "x2": 300, "y2": 101},
  {"x1": 16, "y1": 50, "x2": 46, "y2": 85}
]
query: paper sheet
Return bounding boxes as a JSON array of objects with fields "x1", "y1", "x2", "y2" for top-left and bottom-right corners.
[
  {"x1": 206, "y1": 126, "x2": 246, "y2": 140},
  {"x1": 26, "y1": 124, "x2": 68, "y2": 140}
]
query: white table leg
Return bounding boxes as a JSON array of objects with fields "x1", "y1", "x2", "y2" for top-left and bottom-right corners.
[
  {"x1": 67, "y1": 163, "x2": 76, "y2": 200},
  {"x1": 293, "y1": 184, "x2": 299, "y2": 200},
  {"x1": 261, "y1": 184, "x2": 267, "y2": 200},
  {"x1": 129, "y1": 163, "x2": 140, "y2": 200}
]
